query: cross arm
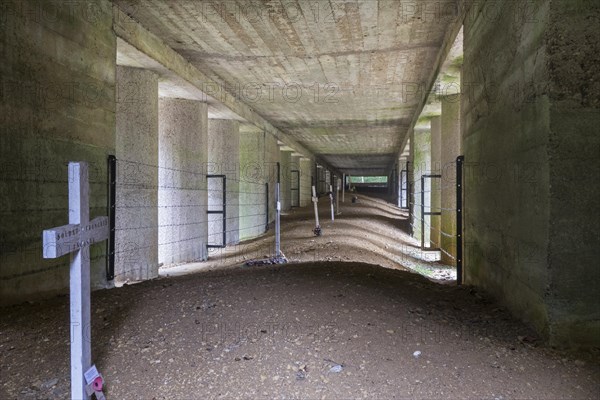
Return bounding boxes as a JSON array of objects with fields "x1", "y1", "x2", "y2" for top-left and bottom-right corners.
[{"x1": 43, "y1": 217, "x2": 109, "y2": 259}]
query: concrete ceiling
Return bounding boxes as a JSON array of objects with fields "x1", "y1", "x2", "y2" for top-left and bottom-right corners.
[{"x1": 115, "y1": 0, "x2": 464, "y2": 175}]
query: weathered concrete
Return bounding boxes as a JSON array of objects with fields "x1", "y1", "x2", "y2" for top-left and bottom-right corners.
[
  {"x1": 430, "y1": 116, "x2": 442, "y2": 249},
  {"x1": 299, "y1": 158, "x2": 313, "y2": 207},
  {"x1": 239, "y1": 128, "x2": 267, "y2": 241},
  {"x1": 265, "y1": 133, "x2": 281, "y2": 225},
  {"x1": 0, "y1": 0, "x2": 116, "y2": 304},
  {"x1": 158, "y1": 98, "x2": 208, "y2": 266},
  {"x1": 115, "y1": 66, "x2": 159, "y2": 283},
  {"x1": 411, "y1": 127, "x2": 431, "y2": 246},
  {"x1": 440, "y1": 96, "x2": 461, "y2": 265},
  {"x1": 545, "y1": 0, "x2": 600, "y2": 348},
  {"x1": 112, "y1": 5, "x2": 318, "y2": 165},
  {"x1": 112, "y1": 1, "x2": 463, "y2": 176},
  {"x1": 462, "y1": 0, "x2": 599, "y2": 347},
  {"x1": 208, "y1": 119, "x2": 240, "y2": 246},
  {"x1": 279, "y1": 150, "x2": 292, "y2": 211},
  {"x1": 290, "y1": 155, "x2": 301, "y2": 207}
]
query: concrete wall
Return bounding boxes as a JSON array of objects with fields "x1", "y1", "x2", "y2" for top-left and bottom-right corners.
[
  {"x1": 265, "y1": 133, "x2": 280, "y2": 225},
  {"x1": 545, "y1": 0, "x2": 600, "y2": 347},
  {"x1": 115, "y1": 66, "x2": 159, "y2": 283},
  {"x1": 208, "y1": 119, "x2": 240, "y2": 246},
  {"x1": 239, "y1": 129, "x2": 267, "y2": 241},
  {"x1": 158, "y1": 98, "x2": 208, "y2": 266},
  {"x1": 430, "y1": 117, "x2": 442, "y2": 249},
  {"x1": 279, "y1": 150, "x2": 292, "y2": 211},
  {"x1": 441, "y1": 96, "x2": 461, "y2": 265},
  {"x1": 0, "y1": 0, "x2": 116, "y2": 304},
  {"x1": 290, "y1": 155, "x2": 301, "y2": 207},
  {"x1": 411, "y1": 128, "x2": 431, "y2": 246},
  {"x1": 299, "y1": 158, "x2": 313, "y2": 207},
  {"x1": 462, "y1": 0, "x2": 599, "y2": 347}
]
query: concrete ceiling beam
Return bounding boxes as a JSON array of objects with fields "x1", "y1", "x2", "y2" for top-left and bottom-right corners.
[{"x1": 113, "y1": 6, "x2": 329, "y2": 167}]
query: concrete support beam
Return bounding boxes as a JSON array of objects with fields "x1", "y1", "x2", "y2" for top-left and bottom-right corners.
[
  {"x1": 299, "y1": 158, "x2": 313, "y2": 207},
  {"x1": 290, "y1": 155, "x2": 301, "y2": 208},
  {"x1": 208, "y1": 119, "x2": 240, "y2": 246},
  {"x1": 113, "y1": 6, "x2": 327, "y2": 169},
  {"x1": 158, "y1": 99, "x2": 208, "y2": 265},
  {"x1": 411, "y1": 128, "x2": 431, "y2": 246},
  {"x1": 279, "y1": 150, "x2": 292, "y2": 211},
  {"x1": 115, "y1": 66, "x2": 159, "y2": 283},
  {"x1": 441, "y1": 97, "x2": 461, "y2": 265},
  {"x1": 430, "y1": 116, "x2": 442, "y2": 250},
  {"x1": 265, "y1": 134, "x2": 281, "y2": 225},
  {"x1": 239, "y1": 129, "x2": 266, "y2": 241}
]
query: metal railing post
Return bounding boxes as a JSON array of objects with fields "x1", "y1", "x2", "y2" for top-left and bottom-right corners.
[
  {"x1": 106, "y1": 155, "x2": 116, "y2": 281},
  {"x1": 275, "y1": 182, "x2": 281, "y2": 257},
  {"x1": 265, "y1": 182, "x2": 269, "y2": 232},
  {"x1": 457, "y1": 155, "x2": 464, "y2": 285}
]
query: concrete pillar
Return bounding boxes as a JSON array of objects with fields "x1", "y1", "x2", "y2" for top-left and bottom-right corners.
[
  {"x1": 264, "y1": 134, "x2": 280, "y2": 224},
  {"x1": 398, "y1": 156, "x2": 407, "y2": 208},
  {"x1": 441, "y1": 96, "x2": 461, "y2": 265},
  {"x1": 158, "y1": 98, "x2": 208, "y2": 266},
  {"x1": 319, "y1": 167, "x2": 327, "y2": 194},
  {"x1": 115, "y1": 66, "x2": 159, "y2": 283},
  {"x1": 411, "y1": 126, "x2": 431, "y2": 246},
  {"x1": 299, "y1": 158, "x2": 313, "y2": 207},
  {"x1": 430, "y1": 116, "x2": 442, "y2": 250},
  {"x1": 239, "y1": 129, "x2": 266, "y2": 241},
  {"x1": 290, "y1": 155, "x2": 301, "y2": 207},
  {"x1": 208, "y1": 119, "x2": 240, "y2": 246},
  {"x1": 279, "y1": 150, "x2": 292, "y2": 211}
]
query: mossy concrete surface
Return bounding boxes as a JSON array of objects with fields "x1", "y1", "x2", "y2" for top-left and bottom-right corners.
[
  {"x1": 462, "y1": 0, "x2": 599, "y2": 347},
  {"x1": 0, "y1": 0, "x2": 116, "y2": 304}
]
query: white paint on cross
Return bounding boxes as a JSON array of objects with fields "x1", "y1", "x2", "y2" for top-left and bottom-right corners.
[{"x1": 42, "y1": 162, "x2": 109, "y2": 400}]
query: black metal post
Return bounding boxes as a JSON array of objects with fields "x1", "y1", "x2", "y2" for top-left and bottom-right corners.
[
  {"x1": 106, "y1": 155, "x2": 116, "y2": 281},
  {"x1": 456, "y1": 155, "x2": 464, "y2": 285},
  {"x1": 265, "y1": 182, "x2": 269, "y2": 232},
  {"x1": 407, "y1": 161, "x2": 412, "y2": 224},
  {"x1": 420, "y1": 175, "x2": 425, "y2": 250},
  {"x1": 290, "y1": 170, "x2": 300, "y2": 208},
  {"x1": 277, "y1": 162, "x2": 281, "y2": 184},
  {"x1": 222, "y1": 176, "x2": 227, "y2": 247}
]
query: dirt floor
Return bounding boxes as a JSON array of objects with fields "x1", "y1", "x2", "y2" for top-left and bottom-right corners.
[
  {"x1": 164, "y1": 193, "x2": 456, "y2": 281},
  {"x1": 1, "y1": 194, "x2": 599, "y2": 399}
]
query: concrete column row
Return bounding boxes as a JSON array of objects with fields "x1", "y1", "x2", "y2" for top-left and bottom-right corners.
[
  {"x1": 115, "y1": 66, "x2": 316, "y2": 280},
  {"x1": 406, "y1": 96, "x2": 461, "y2": 265}
]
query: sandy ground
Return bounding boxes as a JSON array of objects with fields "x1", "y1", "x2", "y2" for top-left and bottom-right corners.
[
  {"x1": 1, "y1": 194, "x2": 599, "y2": 399},
  {"x1": 164, "y1": 193, "x2": 455, "y2": 281}
]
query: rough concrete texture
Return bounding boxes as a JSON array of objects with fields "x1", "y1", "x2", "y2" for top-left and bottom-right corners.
[
  {"x1": 430, "y1": 116, "x2": 442, "y2": 249},
  {"x1": 115, "y1": 66, "x2": 159, "y2": 284},
  {"x1": 0, "y1": 0, "x2": 116, "y2": 304},
  {"x1": 158, "y1": 98, "x2": 208, "y2": 266},
  {"x1": 545, "y1": 0, "x2": 600, "y2": 347},
  {"x1": 290, "y1": 155, "x2": 301, "y2": 207},
  {"x1": 279, "y1": 150, "x2": 292, "y2": 211},
  {"x1": 299, "y1": 158, "x2": 313, "y2": 207},
  {"x1": 239, "y1": 129, "x2": 267, "y2": 241},
  {"x1": 265, "y1": 133, "x2": 281, "y2": 225},
  {"x1": 462, "y1": 0, "x2": 599, "y2": 347},
  {"x1": 316, "y1": 166, "x2": 327, "y2": 194},
  {"x1": 440, "y1": 96, "x2": 461, "y2": 266},
  {"x1": 411, "y1": 128, "x2": 431, "y2": 246},
  {"x1": 207, "y1": 119, "x2": 240, "y2": 246},
  {"x1": 112, "y1": 0, "x2": 463, "y2": 175}
]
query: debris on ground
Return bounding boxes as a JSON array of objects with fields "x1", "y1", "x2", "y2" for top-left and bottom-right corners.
[{"x1": 245, "y1": 254, "x2": 288, "y2": 266}]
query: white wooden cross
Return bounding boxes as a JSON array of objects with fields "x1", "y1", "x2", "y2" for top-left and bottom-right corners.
[{"x1": 42, "y1": 162, "x2": 109, "y2": 400}]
